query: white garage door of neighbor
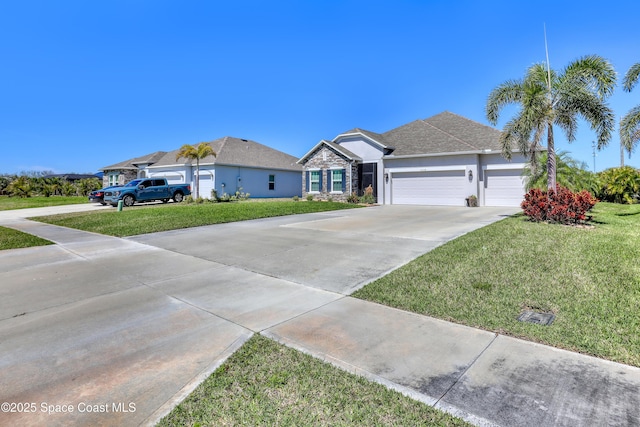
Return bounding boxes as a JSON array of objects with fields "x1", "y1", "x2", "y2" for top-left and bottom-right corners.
[
  {"x1": 196, "y1": 174, "x2": 215, "y2": 199},
  {"x1": 391, "y1": 170, "x2": 466, "y2": 205},
  {"x1": 484, "y1": 169, "x2": 525, "y2": 207},
  {"x1": 163, "y1": 176, "x2": 184, "y2": 185}
]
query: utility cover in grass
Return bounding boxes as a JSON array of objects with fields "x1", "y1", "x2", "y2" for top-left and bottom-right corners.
[{"x1": 517, "y1": 311, "x2": 555, "y2": 326}]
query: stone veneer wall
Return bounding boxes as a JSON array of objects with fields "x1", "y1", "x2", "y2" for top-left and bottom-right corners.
[
  {"x1": 301, "y1": 146, "x2": 358, "y2": 202},
  {"x1": 102, "y1": 169, "x2": 138, "y2": 187}
]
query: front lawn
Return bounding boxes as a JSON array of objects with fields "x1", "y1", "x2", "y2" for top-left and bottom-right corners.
[
  {"x1": 0, "y1": 195, "x2": 87, "y2": 211},
  {"x1": 0, "y1": 226, "x2": 53, "y2": 250},
  {"x1": 158, "y1": 334, "x2": 470, "y2": 427},
  {"x1": 33, "y1": 201, "x2": 361, "y2": 237},
  {"x1": 353, "y1": 202, "x2": 640, "y2": 367}
]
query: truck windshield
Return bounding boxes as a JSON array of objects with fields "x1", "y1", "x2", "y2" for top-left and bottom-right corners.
[{"x1": 124, "y1": 180, "x2": 142, "y2": 187}]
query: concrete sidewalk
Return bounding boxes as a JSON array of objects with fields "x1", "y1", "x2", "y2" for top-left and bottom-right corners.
[
  {"x1": 1, "y1": 205, "x2": 639, "y2": 426},
  {"x1": 264, "y1": 298, "x2": 640, "y2": 426}
]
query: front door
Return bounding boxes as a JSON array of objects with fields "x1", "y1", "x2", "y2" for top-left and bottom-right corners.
[{"x1": 359, "y1": 163, "x2": 377, "y2": 201}]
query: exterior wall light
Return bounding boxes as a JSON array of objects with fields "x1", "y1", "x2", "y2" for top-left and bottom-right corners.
[
  {"x1": 468, "y1": 170, "x2": 473, "y2": 181},
  {"x1": 384, "y1": 173, "x2": 389, "y2": 183}
]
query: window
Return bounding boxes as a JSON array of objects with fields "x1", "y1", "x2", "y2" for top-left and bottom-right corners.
[
  {"x1": 268, "y1": 174, "x2": 275, "y2": 190},
  {"x1": 108, "y1": 173, "x2": 119, "y2": 186},
  {"x1": 310, "y1": 170, "x2": 320, "y2": 192},
  {"x1": 330, "y1": 169, "x2": 345, "y2": 192}
]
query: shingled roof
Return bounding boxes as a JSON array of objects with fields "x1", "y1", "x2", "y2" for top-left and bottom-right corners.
[
  {"x1": 382, "y1": 112, "x2": 505, "y2": 156},
  {"x1": 100, "y1": 151, "x2": 167, "y2": 171},
  {"x1": 337, "y1": 128, "x2": 392, "y2": 149},
  {"x1": 297, "y1": 139, "x2": 363, "y2": 164},
  {"x1": 104, "y1": 137, "x2": 300, "y2": 172},
  {"x1": 330, "y1": 111, "x2": 507, "y2": 157}
]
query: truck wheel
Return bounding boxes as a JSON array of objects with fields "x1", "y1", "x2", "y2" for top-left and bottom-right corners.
[
  {"x1": 123, "y1": 195, "x2": 135, "y2": 207},
  {"x1": 173, "y1": 192, "x2": 184, "y2": 203}
]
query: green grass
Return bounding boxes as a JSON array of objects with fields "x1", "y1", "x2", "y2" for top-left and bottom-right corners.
[
  {"x1": 353, "y1": 202, "x2": 640, "y2": 367},
  {"x1": 157, "y1": 335, "x2": 470, "y2": 427},
  {"x1": 0, "y1": 226, "x2": 53, "y2": 250},
  {"x1": 33, "y1": 201, "x2": 361, "y2": 237},
  {"x1": 0, "y1": 195, "x2": 87, "y2": 211}
]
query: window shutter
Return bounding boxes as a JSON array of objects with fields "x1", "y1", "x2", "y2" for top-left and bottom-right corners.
[
  {"x1": 319, "y1": 170, "x2": 323, "y2": 191},
  {"x1": 305, "y1": 171, "x2": 309, "y2": 192},
  {"x1": 341, "y1": 169, "x2": 346, "y2": 192}
]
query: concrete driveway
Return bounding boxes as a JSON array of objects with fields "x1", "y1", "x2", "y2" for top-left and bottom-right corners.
[
  {"x1": 0, "y1": 204, "x2": 514, "y2": 426},
  {"x1": 130, "y1": 205, "x2": 516, "y2": 294},
  {"x1": 4, "y1": 204, "x2": 638, "y2": 426}
]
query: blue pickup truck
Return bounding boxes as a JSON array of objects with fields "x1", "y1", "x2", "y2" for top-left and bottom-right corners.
[{"x1": 103, "y1": 178, "x2": 191, "y2": 207}]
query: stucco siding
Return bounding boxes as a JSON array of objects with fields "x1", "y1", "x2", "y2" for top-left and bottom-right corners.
[
  {"x1": 337, "y1": 136, "x2": 384, "y2": 162},
  {"x1": 214, "y1": 165, "x2": 301, "y2": 199}
]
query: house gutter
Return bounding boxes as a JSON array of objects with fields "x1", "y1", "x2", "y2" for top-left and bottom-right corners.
[
  {"x1": 382, "y1": 148, "x2": 531, "y2": 160},
  {"x1": 147, "y1": 162, "x2": 301, "y2": 172}
]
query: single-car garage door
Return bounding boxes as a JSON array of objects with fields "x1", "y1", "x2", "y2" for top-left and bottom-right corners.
[
  {"x1": 391, "y1": 170, "x2": 466, "y2": 205},
  {"x1": 484, "y1": 169, "x2": 525, "y2": 207}
]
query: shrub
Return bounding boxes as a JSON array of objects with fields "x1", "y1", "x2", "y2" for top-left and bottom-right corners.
[
  {"x1": 306, "y1": 194, "x2": 314, "y2": 202},
  {"x1": 597, "y1": 166, "x2": 640, "y2": 204},
  {"x1": 521, "y1": 185, "x2": 597, "y2": 225},
  {"x1": 235, "y1": 188, "x2": 250, "y2": 201},
  {"x1": 347, "y1": 192, "x2": 359, "y2": 204},
  {"x1": 359, "y1": 184, "x2": 376, "y2": 204},
  {"x1": 7, "y1": 176, "x2": 33, "y2": 198},
  {"x1": 184, "y1": 195, "x2": 195, "y2": 204},
  {"x1": 292, "y1": 195, "x2": 299, "y2": 202},
  {"x1": 360, "y1": 194, "x2": 375, "y2": 204},
  {"x1": 327, "y1": 196, "x2": 333, "y2": 203}
]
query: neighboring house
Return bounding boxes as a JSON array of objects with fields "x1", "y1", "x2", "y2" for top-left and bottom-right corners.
[
  {"x1": 101, "y1": 137, "x2": 302, "y2": 199},
  {"x1": 297, "y1": 111, "x2": 533, "y2": 207}
]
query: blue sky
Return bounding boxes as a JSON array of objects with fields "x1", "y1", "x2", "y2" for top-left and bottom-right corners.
[{"x1": 1, "y1": 0, "x2": 639, "y2": 175}]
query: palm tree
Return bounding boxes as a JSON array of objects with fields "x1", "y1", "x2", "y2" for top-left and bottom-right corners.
[
  {"x1": 486, "y1": 55, "x2": 616, "y2": 190},
  {"x1": 175, "y1": 142, "x2": 217, "y2": 199},
  {"x1": 524, "y1": 150, "x2": 598, "y2": 194},
  {"x1": 620, "y1": 63, "x2": 640, "y2": 155}
]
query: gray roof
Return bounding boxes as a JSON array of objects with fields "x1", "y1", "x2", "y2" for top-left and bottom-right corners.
[
  {"x1": 382, "y1": 112, "x2": 505, "y2": 156},
  {"x1": 329, "y1": 112, "x2": 508, "y2": 158},
  {"x1": 103, "y1": 137, "x2": 301, "y2": 172},
  {"x1": 101, "y1": 151, "x2": 167, "y2": 171},
  {"x1": 297, "y1": 139, "x2": 363, "y2": 164},
  {"x1": 338, "y1": 128, "x2": 391, "y2": 149}
]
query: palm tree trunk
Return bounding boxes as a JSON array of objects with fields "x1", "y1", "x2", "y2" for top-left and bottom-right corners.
[
  {"x1": 195, "y1": 159, "x2": 200, "y2": 199},
  {"x1": 547, "y1": 124, "x2": 556, "y2": 190}
]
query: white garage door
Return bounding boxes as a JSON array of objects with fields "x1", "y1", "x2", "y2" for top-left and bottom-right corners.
[
  {"x1": 391, "y1": 170, "x2": 466, "y2": 206},
  {"x1": 196, "y1": 174, "x2": 215, "y2": 199},
  {"x1": 164, "y1": 176, "x2": 184, "y2": 185},
  {"x1": 484, "y1": 169, "x2": 525, "y2": 207}
]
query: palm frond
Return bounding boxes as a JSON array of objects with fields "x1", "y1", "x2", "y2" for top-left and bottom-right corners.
[
  {"x1": 485, "y1": 79, "x2": 524, "y2": 124},
  {"x1": 620, "y1": 105, "x2": 640, "y2": 154},
  {"x1": 623, "y1": 63, "x2": 640, "y2": 92},
  {"x1": 563, "y1": 55, "x2": 617, "y2": 99}
]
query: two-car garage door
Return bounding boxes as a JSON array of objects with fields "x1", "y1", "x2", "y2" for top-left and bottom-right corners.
[
  {"x1": 391, "y1": 170, "x2": 466, "y2": 206},
  {"x1": 390, "y1": 168, "x2": 525, "y2": 207}
]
